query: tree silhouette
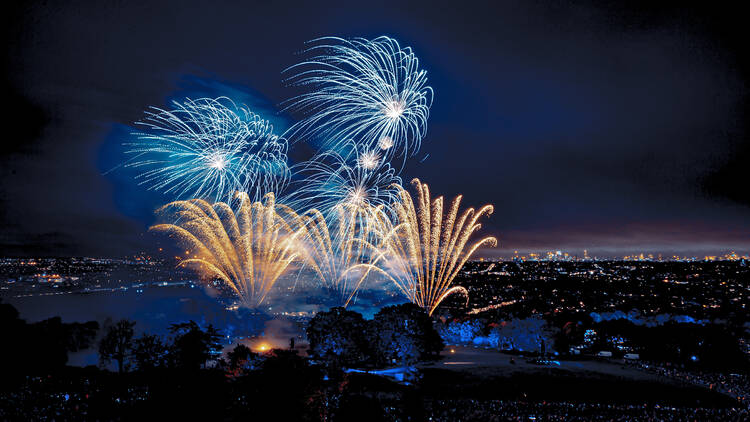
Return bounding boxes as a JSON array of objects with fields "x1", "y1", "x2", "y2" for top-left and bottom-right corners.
[
  {"x1": 98, "y1": 319, "x2": 135, "y2": 374},
  {"x1": 2, "y1": 300, "x2": 99, "y2": 378},
  {"x1": 226, "y1": 343, "x2": 259, "y2": 375},
  {"x1": 132, "y1": 333, "x2": 167, "y2": 372},
  {"x1": 169, "y1": 321, "x2": 222, "y2": 370},
  {"x1": 369, "y1": 303, "x2": 443, "y2": 366},
  {"x1": 306, "y1": 307, "x2": 370, "y2": 368}
]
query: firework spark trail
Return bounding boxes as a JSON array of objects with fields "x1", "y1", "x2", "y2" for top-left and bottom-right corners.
[
  {"x1": 281, "y1": 143, "x2": 402, "y2": 223},
  {"x1": 125, "y1": 97, "x2": 290, "y2": 202},
  {"x1": 150, "y1": 192, "x2": 300, "y2": 308},
  {"x1": 369, "y1": 179, "x2": 497, "y2": 316},
  {"x1": 283, "y1": 36, "x2": 433, "y2": 163},
  {"x1": 277, "y1": 202, "x2": 390, "y2": 307}
]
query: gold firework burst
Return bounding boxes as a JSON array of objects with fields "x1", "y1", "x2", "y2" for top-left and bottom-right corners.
[
  {"x1": 150, "y1": 192, "x2": 300, "y2": 308},
  {"x1": 373, "y1": 179, "x2": 497, "y2": 316}
]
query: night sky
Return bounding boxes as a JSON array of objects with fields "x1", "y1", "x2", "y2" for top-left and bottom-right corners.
[{"x1": 2, "y1": 1, "x2": 748, "y2": 258}]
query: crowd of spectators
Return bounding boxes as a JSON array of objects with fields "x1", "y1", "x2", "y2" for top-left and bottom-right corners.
[
  {"x1": 425, "y1": 399, "x2": 748, "y2": 421},
  {"x1": 628, "y1": 361, "x2": 749, "y2": 407}
]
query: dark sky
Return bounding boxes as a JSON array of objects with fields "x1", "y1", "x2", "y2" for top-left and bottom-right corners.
[{"x1": 2, "y1": 0, "x2": 748, "y2": 258}]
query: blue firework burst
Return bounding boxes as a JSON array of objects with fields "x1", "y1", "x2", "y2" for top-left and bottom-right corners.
[{"x1": 124, "y1": 97, "x2": 289, "y2": 202}]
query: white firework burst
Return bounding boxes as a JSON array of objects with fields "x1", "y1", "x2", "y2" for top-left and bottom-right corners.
[
  {"x1": 357, "y1": 150, "x2": 380, "y2": 170},
  {"x1": 282, "y1": 143, "x2": 401, "y2": 221},
  {"x1": 283, "y1": 36, "x2": 433, "y2": 162}
]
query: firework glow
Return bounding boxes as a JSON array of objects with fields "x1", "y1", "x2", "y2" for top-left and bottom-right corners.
[
  {"x1": 125, "y1": 97, "x2": 289, "y2": 202},
  {"x1": 149, "y1": 192, "x2": 301, "y2": 308},
  {"x1": 283, "y1": 36, "x2": 433, "y2": 162},
  {"x1": 278, "y1": 203, "x2": 389, "y2": 307},
  {"x1": 282, "y1": 144, "x2": 402, "y2": 222},
  {"x1": 378, "y1": 136, "x2": 394, "y2": 151},
  {"x1": 371, "y1": 179, "x2": 497, "y2": 316}
]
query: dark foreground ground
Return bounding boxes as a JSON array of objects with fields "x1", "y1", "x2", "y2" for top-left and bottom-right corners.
[
  {"x1": 415, "y1": 346, "x2": 745, "y2": 420},
  {"x1": 2, "y1": 347, "x2": 746, "y2": 421}
]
